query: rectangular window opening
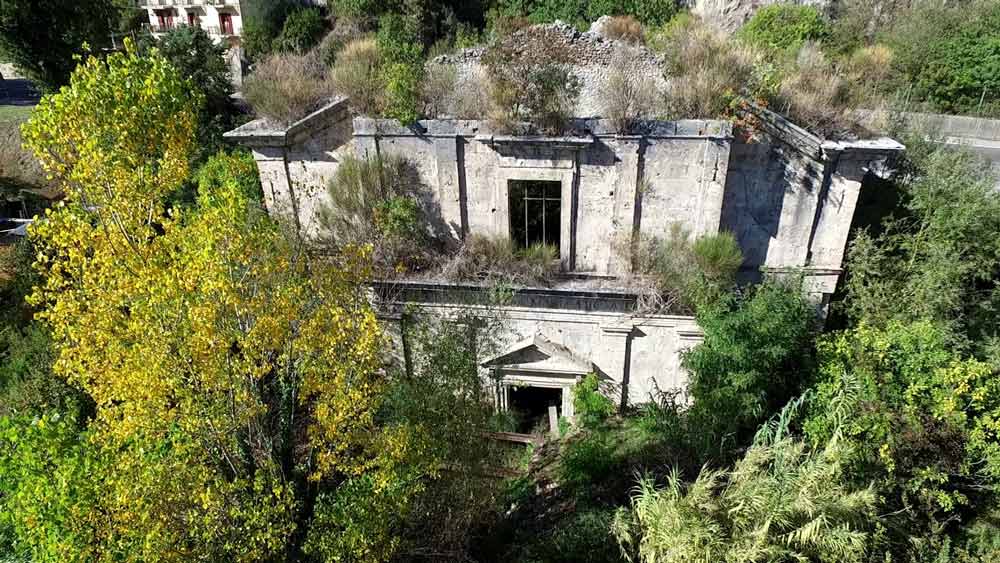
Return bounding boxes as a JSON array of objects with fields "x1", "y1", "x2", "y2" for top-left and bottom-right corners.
[{"x1": 508, "y1": 180, "x2": 561, "y2": 257}]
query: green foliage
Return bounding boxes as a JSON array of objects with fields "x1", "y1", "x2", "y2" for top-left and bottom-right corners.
[
  {"x1": 329, "y1": 38, "x2": 383, "y2": 115},
  {"x1": 842, "y1": 134, "x2": 1000, "y2": 355},
  {"x1": 0, "y1": 0, "x2": 119, "y2": 90},
  {"x1": 137, "y1": 26, "x2": 235, "y2": 163},
  {"x1": 241, "y1": 21, "x2": 277, "y2": 62},
  {"x1": 559, "y1": 430, "x2": 618, "y2": 489},
  {"x1": 613, "y1": 401, "x2": 879, "y2": 563},
  {"x1": 885, "y1": 2, "x2": 1000, "y2": 115},
  {"x1": 631, "y1": 227, "x2": 743, "y2": 313},
  {"x1": 738, "y1": 4, "x2": 829, "y2": 53},
  {"x1": 804, "y1": 321, "x2": 1000, "y2": 554},
  {"x1": 376, "y1": 14, "x2": 424, "y2": 124},
  {"x1": 683, "y1": 281, "x2": 816, "y2": 459},
  {"x1": 515, "y1": 507, "x2": 624, "y2": 563},
  {"x1": 381, "y1": 62, "x2": 423, "y2": 124},
  {"x1": 194, "y1": 151, "x2": 263, "y2": 204},
  {"x1": 573, "y1": 373, "x2": 616, "y2": 429},
  {"x1": 273, "y1": 7, "x2": 328, "y2": 54}
]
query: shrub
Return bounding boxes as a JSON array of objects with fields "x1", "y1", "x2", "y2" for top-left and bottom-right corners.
[
  {"x1": 625, "y1": 226, "x2": 743, "y2": 313},
  {"x1": 598, "y1": 45, "x2": 660, "y2": 133},
  {"x1": 738, "y1": 4, "x2": 829, "y2": 53},
  {"x1": 381, "y1": 62, "x2": 423, "y2": 124},
  {"x1": 573, "y1": 373, "x2": 616, "y2": 429},
  {"x1": 657, "y1": 17, "x2": 771, "y2": 119},
  {"x1": 273, "y1": 7, "x2": 327, "y2": 54},
  {"x1": 241, "y1": 21, "x2": 277, "y2": 62},
  {"x1": 420, "y1": 62, "x2": 458, "y2": 117},
  {"x1": 317, "y1": 154, "x2": 433, "y2": 274},
  {"x1": 804, "y1": 321, "x2": 1000, "y2": 556},
  {"x1": 885, "y1": 1, "x2": 1000, "y2": 116},
  {"x1": 613, "y1": 403, "x2": 878, "y2": 563},
  {"x1": 777, "y1": 42, "x2": 856, "y2": 137},
  {"x1": 683, "y1": 280, "x2": 816, "y2": 459},
  {"x1": 316, "y1": 19, "x2": 367, "y2": 67},
  {"x1": 440, "y1": 235, "x2": 560, "y2": 286},
  {"x1": 602, "y1": 15, "x2": 644, "y2": 43},
  {"x1": 194, "y1": 151, "x2": 262, "y2": 204},
  {"x1": 559, "y1": 431, "x2": 618, "y2": 489},
  {"x1": 482, "y1": 32, "x2": 580, "y2": 133},
  {"x1": 243, "y1": 52, "x2": 333, "y2": 125},
  {"x1": 329, "y1": 37, "x2": 382, "y2": 115}
]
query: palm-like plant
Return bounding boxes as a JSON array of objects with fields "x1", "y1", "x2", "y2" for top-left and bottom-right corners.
[{"x1": 613, "y1": 399, "x2": 877, "y2": 563}]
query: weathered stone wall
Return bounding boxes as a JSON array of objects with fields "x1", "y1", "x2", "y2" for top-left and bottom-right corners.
[
  {"x1": 355, "y1": 118, "x2": 732, "y2": 274},
  {"x1": 378, "y1": 282, "x2": 704, "y2": 408},
  {"x1": 690, "y1": 0, "x2": 833, "y2": 33},
  {"x1": 432, "y1": 22, "x2": 668, "y2": 118},
  {"x1": 226, "y1": 101, "x2": 903, "y2": 311}
]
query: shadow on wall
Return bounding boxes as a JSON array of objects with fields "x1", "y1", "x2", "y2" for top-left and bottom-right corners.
[{"x1": 720, "y1": 141, "x2": 824, "y2": 273}]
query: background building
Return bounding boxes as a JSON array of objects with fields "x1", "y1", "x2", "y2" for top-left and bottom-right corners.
[{"x1": 135, "y1": 0, "x2": 243, "y2": 43}]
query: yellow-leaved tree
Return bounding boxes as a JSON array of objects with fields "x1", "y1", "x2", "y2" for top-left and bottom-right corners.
[{"x1": 8, "y1": 40, "x2": 425, "y2": 562}]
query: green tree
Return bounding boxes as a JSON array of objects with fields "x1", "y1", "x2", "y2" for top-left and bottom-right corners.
[
  {"x1": 842, "y1": 134, "x2": 1000, "y2": 357},
  {"x1": 682, "y1": 281, "x2": 817, "y2": 459},
  {"x1": 376, "y1": 13, "x2": 424, "y2": 124},
  {"x1": 138, "y1": 25, "x2": 236, "y2": 163},
  {"x1": 273, "y1": 7, "x2": 328, "y2": 54},
  {"x1": 8, "y1": 40, "x2": 420, "y2": 562},
  {"x1": 0, "y1": 0, "x2": 120, "y2": 90},
  {"x1": 885, "y1": 1, "x2": 1000, "y2": 115}
]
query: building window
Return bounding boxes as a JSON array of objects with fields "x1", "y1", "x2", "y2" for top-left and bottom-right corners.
[
  {"x1": 155, "y1": 10, "x2": 174, "y2": 31},
  {"x1": 219, "y1": 13, "x2": 234, "y2": 35},
  {"x1": 187, "y1": 12, "x2": 198, "y2": 27},
  {"x1": 508, "y1": 180, "x2": 560, "y2": 255}
]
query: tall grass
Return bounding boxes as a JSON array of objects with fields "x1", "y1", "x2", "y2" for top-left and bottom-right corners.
[{"x1": 243, "y1": 53, "x2": 333, "y2": 125}]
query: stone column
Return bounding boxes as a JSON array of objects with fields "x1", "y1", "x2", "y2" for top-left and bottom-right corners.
[{"x1": 600, "y1": 324, "x2": 635, "y2": 410}]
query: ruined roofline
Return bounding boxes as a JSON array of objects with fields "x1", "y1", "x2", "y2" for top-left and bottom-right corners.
[
  {"x1": 742, "y1": 102, "x2": 905, "y2": 160},
  {"x1": 222, "y1": 96, "x2": 350, "y2": 147},
  {"x1": 353, "y1": 115, "x2": 733, "y2": 141}
]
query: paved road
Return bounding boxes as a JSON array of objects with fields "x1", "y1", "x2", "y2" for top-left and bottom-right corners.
[{"x1": 0, "y1": 78, "x2": 40, "y2": 107}]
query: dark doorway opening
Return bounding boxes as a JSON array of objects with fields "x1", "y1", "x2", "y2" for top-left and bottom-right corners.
[
  {"x1": 508, "y1": 180, "x2": 561, "y2": 255},
  {"x1": 508, "y1": 386, "x2": 562, "y2": 434}
]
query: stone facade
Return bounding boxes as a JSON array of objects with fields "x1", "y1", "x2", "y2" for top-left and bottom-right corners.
[{"x1": 225, "y1": 100, "x2": 903, "y2": 413}]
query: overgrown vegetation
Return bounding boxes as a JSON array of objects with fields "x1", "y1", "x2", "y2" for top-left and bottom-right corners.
[{"x1": 243, "y1": 52, "x2": 334, "y2": 125}]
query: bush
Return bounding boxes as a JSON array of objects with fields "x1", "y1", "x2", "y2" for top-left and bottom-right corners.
[
  {"x1": 329, "y1": 37, "x2": 383, "y2": 115},
  {"x1": 885, "y1": 1, "x2": 1000, "y2": 116},
  {"x1": 598, "y1": 45, "x2": 660, "y2": 133},
  {"x1": 683, "y1": 280, "x2": 816, "y2": 460},
  {"x1": 243, "y1": 52, "x2": 333, "y2": 125},
  {"x1": 613, "y1": 403, "x2": 878, "y2": 563},
  {"x1": 241, "y1": 21, "x2": 277, "y2": 63},
  {"x1": 601, "y1": 15, "x2": 644, "y2": 43},
  {"x1": 573, "y1": 373, "x2": 616, "y2": 429},
  {"x1": 804, "y1": 321, "x2": 1000, "y2": 558},
  {"x1": 420, "y1": 62, "x2": 458, "y2": 117},
  {"x1": 317, "y1": 154, "x2": 434, "y2": 274},
  {"x1": 194, "y1": 151, "x2": 262, "y2": 204},
  {"x1": 381, "y1": 62, "x2": 423, "y2": 124},
  {"x1": 482, "y1": 31, "x2": 581, "y2": 133},
  {"x1": 656, "y1": 17, "x2": 772, "y2": 119},
  {"x1": 777, "y1": 42, "x2": 856, "y2": 137},
  {"x1": 626, "y1": 226, "x2": 743, "y2": 313},
  {"x1": 737, "y1": 4, "x2": 829, "y2": 53},
  {"x1": 273, "y1": 7, "x2": 327, "y2": 54},
  {"x1": 559, "y1": 431, "x2": 618, "y2": 489},
  {"x1": 440, "y1": 235, "x2": 560, "y2": 286}
]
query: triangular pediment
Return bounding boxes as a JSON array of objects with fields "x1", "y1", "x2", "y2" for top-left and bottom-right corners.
[{"x1": 482, "y1": 334, "x2": 593, "y2": 376}]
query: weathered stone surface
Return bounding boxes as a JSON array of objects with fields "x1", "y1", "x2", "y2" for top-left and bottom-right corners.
[{"x1": 690, "y1": 0, "x2": 833, "y2": 33}]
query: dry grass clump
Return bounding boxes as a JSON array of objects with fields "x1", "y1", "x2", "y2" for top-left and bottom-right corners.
[
  {"x1": 420, "y1": 62, "x2": 458, "y2": 118},
  {"x1": 659, "y1": 18, "x2": 768, "y2": 119},
  {"x1": 329, "y1": 37, "x2": 383, "y2": 115},
  {"x1": 243, "y1": 52, "x2": 334, "y2": 125},
  {"x1": 599, "y1": 45, "x2": 662, "y2": 133},
  {"x1": 777, "y1": 42, "x2": 857, "y2": 137},
  {"x1": 603, "y1": 16, "x2": 645, "y2": 44},
  {"x1": 616, "y1": 224, "x2": 743, "y2": 314},
  {"x1": 439, "y1": 234, "x2": 559, "y2": 287}
]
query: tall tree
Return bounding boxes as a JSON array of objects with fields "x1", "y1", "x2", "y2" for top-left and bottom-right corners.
[
  {"x1": 0, "y1": 0, "x2": 121, "y2": 90},
  {"x1": 3, "y1": 40, "x2": 422, "y2": 562}
]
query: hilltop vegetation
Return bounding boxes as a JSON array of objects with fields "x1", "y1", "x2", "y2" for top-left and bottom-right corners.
[{"x1": 2, "y1": 2, "x2": 1000, "y2": 563}]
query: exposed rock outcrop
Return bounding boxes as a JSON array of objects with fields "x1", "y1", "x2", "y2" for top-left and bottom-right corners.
[{"x1": 690, "y1": 0, "x2": 833, "y2": 33}]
